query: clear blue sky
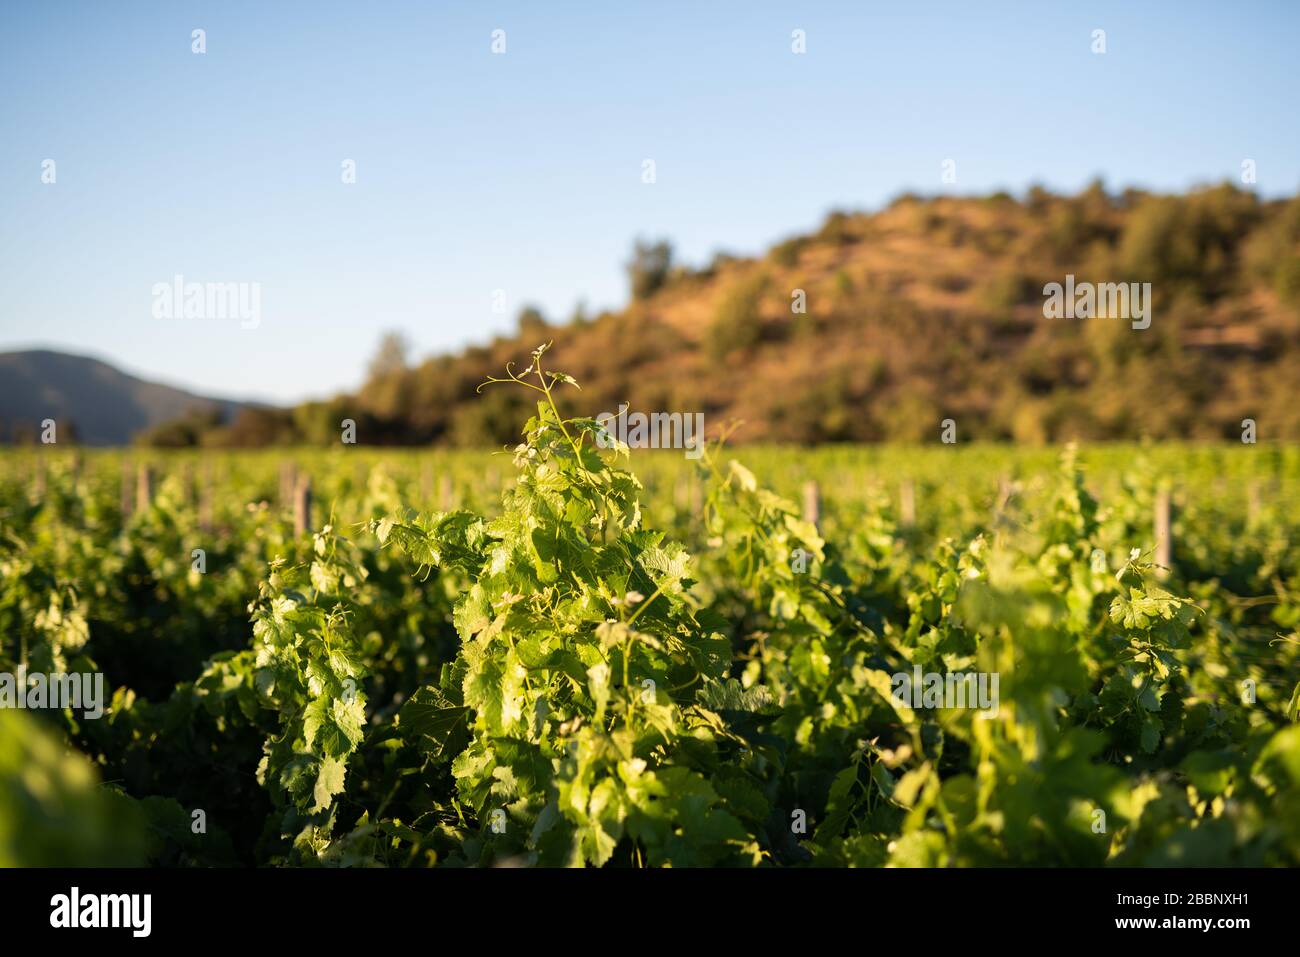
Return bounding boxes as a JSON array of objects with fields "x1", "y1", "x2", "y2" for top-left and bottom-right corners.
[{"x1": 1, "y1": 0, "x2": 1297, "y2": 403}]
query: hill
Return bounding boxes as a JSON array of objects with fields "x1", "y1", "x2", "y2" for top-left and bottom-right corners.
[
  {"x1": 0, "y1": 350, "x2": 250, "y2": 446},
  {"x1": 161, "y1": 182, "x2": 1300, "y2": 446}
]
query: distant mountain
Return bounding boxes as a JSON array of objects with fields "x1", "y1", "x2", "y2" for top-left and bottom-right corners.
[{"x1": 0, "y1": 350, "x2": 253, "y2": 445}]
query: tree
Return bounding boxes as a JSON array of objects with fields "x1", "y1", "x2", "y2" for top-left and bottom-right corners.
[
  {"x1": 367, "y1": 331, "x2": 411, "y2": 383},
  {"x1": 137, "y1": 406, "x2": 224, "y2": 447},
  {"x1": 705, "y1": 272, "x2": 767, "y2": 359},
  {"x1": 626, "y1": 238, "x2": 674, "y2": 300},
  {"x1": 222, "y1": 406, "x2": 296, "y2": 447},
  {"x1": 516, "y1": 305, "x2": 549, "y2": 340}
]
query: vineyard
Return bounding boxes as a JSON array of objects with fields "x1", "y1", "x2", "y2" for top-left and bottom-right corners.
[{"x1": 2, "y1": 356, "x2": 1299, "y2": 868}]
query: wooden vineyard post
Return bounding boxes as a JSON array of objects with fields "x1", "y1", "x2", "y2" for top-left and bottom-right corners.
[
  {"x1": 996, "y1": 473, "x2": 1012, "y2": 510},
  {"x1": 32, "y1": 454, "x2": 47, "y2": 501},
  {"x1": 121, "y1": 459, "x2": 135, "y2": 518},
  {"x1": 1247, "y1": 480, "x2": 1261, "y2": 526},
  {"x1": 802, "y1": 480, "x2": 821, "y2": 533},
  {"x1": 899, "y1": 479, "x2": 916, "y2": 529},
  {"x1": 1154, "y1": 488, "x2": 1172, "y2": 576},
  {"x1": 135, "y1": 463, "x2": 154, "y2": 513},
  {"x1": 294, "y1": 474, "x2": 313, "y2": 535},
  {"x1": 419, "y1": 462, "x2": 433, "y2": 503},
  {"x1": 180, "y1": 460, "x2": 195, "y2": 506},
  {"x1": 198, "y1": 462, "x2": 215, "y2": 533},
  {"x1": 279, "y1": 462, "x2": 298, "y2": 509},
  {"x1": 438, "y1": 474, "x2": 453, "y2": 510},
  {"x1": 989, "y1": 473, "x2": 1015, "y2": 529}
]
